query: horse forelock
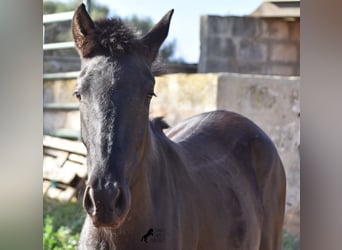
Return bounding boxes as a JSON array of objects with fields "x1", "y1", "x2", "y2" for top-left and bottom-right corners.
[
  {"x1": 93, "y1": 18, "x2": 139, "y2": 56},
  {"x1": 79, "y1": 17, "x2": 166, "y2": 77}
]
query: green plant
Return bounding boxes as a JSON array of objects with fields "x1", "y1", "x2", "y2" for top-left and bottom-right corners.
[
  {"x1": 43, "y1": 198, "x2": 85, "y2": 250},
  {"x1": 282, "y1": 229, "x2": 300, "y2": 250}
]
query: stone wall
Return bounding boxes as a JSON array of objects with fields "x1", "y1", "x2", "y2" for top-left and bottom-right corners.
[
  {"x1": 217, "y1": 73, "x2": 300, "y2": 235},
  {"x1": 199, "y1": 16, "x2": 300, "y2": 76}
]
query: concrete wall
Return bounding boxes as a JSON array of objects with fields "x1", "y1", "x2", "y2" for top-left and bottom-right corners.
[
  {"x1": 150, "y1": 74, "x2": 219, "y2": 124},
  {"x1": 199, "y1": 16, "x2": 300, "y2": 76},
  {"x1": 43, "y1": 73, "x2": 300, "y2": 235}
]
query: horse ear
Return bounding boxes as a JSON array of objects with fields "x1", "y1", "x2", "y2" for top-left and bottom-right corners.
[
  {"x1": 141, "y1": 9, "x2": 174, "y2": 64},
  {"x1": 72, "y1": 4, "x2": 96, "y2": 57}
]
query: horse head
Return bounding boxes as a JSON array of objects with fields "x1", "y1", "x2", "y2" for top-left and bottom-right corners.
[{"x1": 72, "y1": 4, "x2": 173, "y2": 228}]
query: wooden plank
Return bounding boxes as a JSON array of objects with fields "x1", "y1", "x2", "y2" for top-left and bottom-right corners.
[
  {"x1": 46, "y1": 187, "x2": 62, "y2": 200},
  {"x1": 43, "y1": 155, "x2": 59, "y2": 170},
  {"x1": 43, "y1": 135, "x2": 87, "y2": 155},
  {"x1": 44, "y1": 147, "x2": 61, "y2": 157},
  {"x1": 44, "y1": 148, "x2": 69, "y2": 167},
  {"x1": 43, "y1": 181, "x2": 51, "y2": 194},
  {"x1": 43, "y1": 163, "x2": 76, "y2": 184},
  {"x1": 63, "y1": 160, "x2": 87, "y2": 178},
  {"x1": 59, "y1": 187, "x2": 76, "y2": 202},
  {"x1": 68, "y1": 153, "x2": 86, "y2": 165}
]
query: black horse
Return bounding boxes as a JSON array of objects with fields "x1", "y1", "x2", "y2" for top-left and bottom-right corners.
[{"x1": 72, "y1": 4, "x2": 286, "y2": 250}]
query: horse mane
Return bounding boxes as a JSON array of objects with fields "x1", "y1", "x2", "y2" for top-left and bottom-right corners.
[{"x1": 151, "y1": 117, "x2": 170, "y2": 134}]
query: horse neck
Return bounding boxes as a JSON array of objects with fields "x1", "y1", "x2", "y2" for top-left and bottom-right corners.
[
  {"x1": 114, "y1": 125, "x2": 174, "y2": 240},
  {"x1": 139, "y1": 124, "x2": 192, "y2": 210},
  {"x1": 128, "y1": 123, "x2": 183, "y2": 214},
  {"x1": 114, "y1": 124, "x2": 192, "y2": 247},
  {"x1": 129, "y1": 123, "x2": 171, "y2": 197}
]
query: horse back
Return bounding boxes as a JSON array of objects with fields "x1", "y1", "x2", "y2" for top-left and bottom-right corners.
[
  {"x1": 166, "y1": 110, "x2": 286, "y2": 250},
  {"x1": 166, "y1": 110, "x2": 283, "y2": 187}
]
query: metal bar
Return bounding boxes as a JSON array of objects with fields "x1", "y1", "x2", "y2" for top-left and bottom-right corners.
[
  {"x1": 43, "y1": 11, "x2": 74, "y2": 24},
  {"x1": 44, "y1": 129, "x2": 81, "y2": 140},
  {"x1": 42, "y1": 1, "x2": 92, "y2": 24},
  {"x1": 43, "y1": 103, "x2": 79, "y2": 111},
  {"x1": 43, "y1": 71, "x2": 80, "y2": 80},
  {"x1": 43, "y1": 41, "x2": 75, "y2": 51}
]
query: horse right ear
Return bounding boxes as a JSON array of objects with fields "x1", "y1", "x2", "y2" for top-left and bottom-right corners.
[
  {"x1": 140, "y1": 9, "x2": 174, "y2": 64},
  {"x1": 72, "y1": 4, "x2": 96, "y2": 57}
]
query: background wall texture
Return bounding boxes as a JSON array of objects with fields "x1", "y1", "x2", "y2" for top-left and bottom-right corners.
[{"x1": 199, "y1": 16, "x2": 300, "y2": 76}]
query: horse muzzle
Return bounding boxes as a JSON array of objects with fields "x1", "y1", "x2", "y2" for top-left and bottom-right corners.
[{"x1": 83, "y1": 180, "x2": 131, "y2": 228}]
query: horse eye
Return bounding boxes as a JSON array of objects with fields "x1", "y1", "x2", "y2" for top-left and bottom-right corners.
[{"x1": 73, "y1": 91, "x2": 82, "y2": 101}]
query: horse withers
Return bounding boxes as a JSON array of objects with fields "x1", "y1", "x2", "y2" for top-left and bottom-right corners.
[{"x1": 72, "y1": 4, "x2": 286, "y2": 250}]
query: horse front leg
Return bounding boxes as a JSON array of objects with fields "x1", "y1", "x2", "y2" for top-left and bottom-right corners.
[{"x1": 78, "y1": 216, "x2": 116, "y2": 250}]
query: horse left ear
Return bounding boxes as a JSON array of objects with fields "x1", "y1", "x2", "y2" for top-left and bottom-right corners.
[
  {"x1": 72, "y1": 3, "x2": 96, "y2": 57},
  {"x1": 141, "y1": 9, "x2": 174, "y2": 64}
]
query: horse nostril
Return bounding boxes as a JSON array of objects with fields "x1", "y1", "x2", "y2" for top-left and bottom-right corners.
[
  {"x1": 114, "y1": 187, "x2": 125, "y2": 215},
  {"x1": 83, "y1": 181, "x2": 129, "y2": 224},
  {"x1": 83, "y1": 186, "x2": 96, "y2": 216}
]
